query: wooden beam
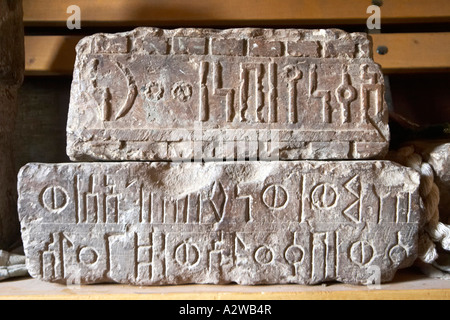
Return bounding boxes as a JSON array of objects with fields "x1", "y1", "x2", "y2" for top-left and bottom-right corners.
[
  {"x1": 25, "y1": 36, "x2": 80, "y2": 75},
  {"x1": 371, "y1": 32, "x2": 450, "y2": 73},
  {"x1": 1, "y1": 269, "x2": 450, "y2": 300},
  {"x1": 23, "y1": 0, "x2": 450, "y2": 27},
  {"x1": 24, "y1": 33, "x2": 450, "y2": 75}
]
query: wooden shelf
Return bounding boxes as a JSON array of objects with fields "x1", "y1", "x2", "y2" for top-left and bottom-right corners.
[
  {"x1": 371, "y1": 32, "x2": 450, "y2": 73},
  {"x1": 23, "y1": 0, "x2": 450, "y2": 27},
  {"x1": 1, "y1": 268, "x2": 449, "y2": 300},
  {"x1": 23, "y1": 33, "x2": 450, "y2": 76}
]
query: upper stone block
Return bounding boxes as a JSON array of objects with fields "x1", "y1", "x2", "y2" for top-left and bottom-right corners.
[{"x1": 67, "y1": 28, "x2": 389, "y2": 161}]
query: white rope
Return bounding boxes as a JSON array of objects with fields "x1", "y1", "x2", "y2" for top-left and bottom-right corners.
[
  {"x1": 389, "y1": 146, "x2": 450, "y2": 265},
  {"x1": 416, "y1": 261, "x2": 450, "y2": 280},
  {"x1": 0, "y1": 250, "x2": 27, "y2": 281}
]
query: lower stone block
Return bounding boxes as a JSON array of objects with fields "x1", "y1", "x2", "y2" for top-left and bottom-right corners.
[{"x1": 18, "y1": 161, "x2": 422, "y2": 285}]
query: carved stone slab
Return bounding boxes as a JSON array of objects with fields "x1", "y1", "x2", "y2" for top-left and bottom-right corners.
[
  {"x1": 19, "y1": 161, "x2": 421, "y2": 285},
  {"x1": 67, "y1": 28, "x2": 389, "y2": 161},
  {"x1": 0, "y1": 0, "x2": 24, "y2": 249}
]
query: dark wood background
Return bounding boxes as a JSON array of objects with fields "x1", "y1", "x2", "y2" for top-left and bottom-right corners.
[{"x1": 15, "y1": 0, "x2": 450, "y2": 172}]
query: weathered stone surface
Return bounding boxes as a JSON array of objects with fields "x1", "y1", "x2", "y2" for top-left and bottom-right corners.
[
  {"x1": 67, "y1": 28, "x2": 389, "y2": 161},
  {"x1": 0, "y1": 0, "x2": 24, "y2": 249},
  {"x1": 19, "y1": 161, "x2": 421, "y2": 285}
]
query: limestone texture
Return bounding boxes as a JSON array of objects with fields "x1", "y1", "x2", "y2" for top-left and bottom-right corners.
[
  {"x1": 0, "y1": 0, "x2": 24, "y2": 249},
  {"x1": 18, "y1": 161, "x2": 421, "y2": 285},
  {"x1": 67, "y1": 28, "x2": 389, "y2": 161}
]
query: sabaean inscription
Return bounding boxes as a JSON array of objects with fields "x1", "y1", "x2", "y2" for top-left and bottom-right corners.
[
  {"x1": 18, "y1": 161, "x2": 422, "y2": 285},
  {"x1": 67, "y1": 28, "x2": 389, "y2": 161}
]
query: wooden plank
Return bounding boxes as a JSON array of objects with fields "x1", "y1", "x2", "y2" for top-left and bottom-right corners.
[
  {"x1": 371, "y1": 32, "x2": 450, "y2": 73},
  {"x1": 24, "y1": 33, "x2": 450, "y2": 75},
  {"x1": 23, "y1": 0, "x2": 450, "y2": 27},
  {"x1": 0, "y1": 269, "x2": 449, "y2": 300},
  {"x1": 24, "y1": 36, "x2": 80, "y2": 75}
]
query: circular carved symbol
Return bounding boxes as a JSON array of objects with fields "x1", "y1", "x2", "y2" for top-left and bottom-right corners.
[
  {"x1": 79, "y1": 247, "x2": 99, "y2": 266},
  {"x1": 171, "y1": 81, "x2": 192, "y2": 102},
  {"x1": 389, "y1": 245, "x2": 407, "y2": 266},
  {"x1": 144, "y1": 81, "x2": 164, "y2": 101},
  {"x1": 175, "y1": 241, "x2": 200, "y2": 268},
  {"x1": 285, "y1": 245, "x2": 304, "y2": 265},
  {"x1": 350, "y1": 241, "x2": 374, "y2": 266},
  {"x1": 336, "y1": 83, "x2": 357, "y2": 103},
  {"x1": 40, "y1": 186, "x2": 69, "y2": 213},
  {"x1": 311, "y1": 183, "x2": 338, "y2": 209},
  {"x1": 254, "y1": 246, "x2": 274, "y2": 265},
  {"x1": 284, "y1": 65, "x2": 302, "y2": 81},
  {"x1": 262, "y1": 184, "x2": 289, "y2": 210}
]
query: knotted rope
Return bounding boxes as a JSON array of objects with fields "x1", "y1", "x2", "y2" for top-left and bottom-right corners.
[
  {"x1": 388, "y1": 146, "x2": 450, "y2": 266},
  {"x1": 0, "y1": 250, "x2": 27, "y2": 281}
]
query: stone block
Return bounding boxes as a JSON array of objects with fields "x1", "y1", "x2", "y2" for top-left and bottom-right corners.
[
  {"x1": 67, "y1": 28, "x2": 389, "y2": 161},
  {"x1": 18, "y1": 161, "x2": 421, "y2": 285}
]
